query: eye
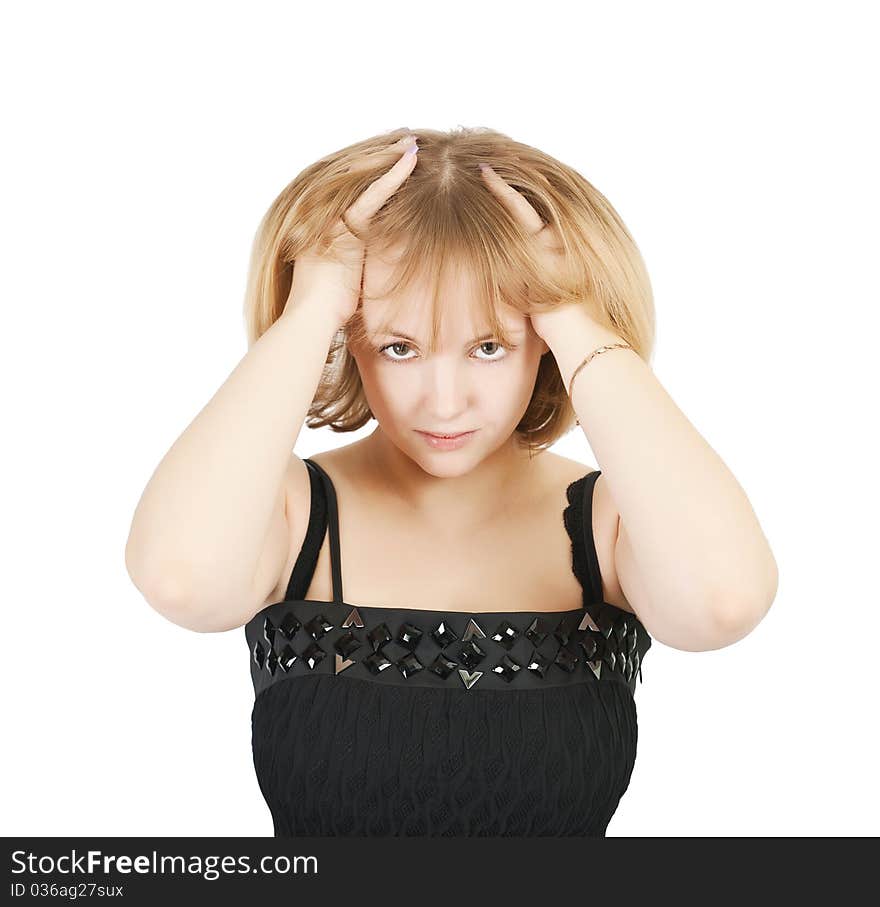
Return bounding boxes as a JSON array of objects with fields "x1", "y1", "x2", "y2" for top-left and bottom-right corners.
[
  {"x1": 473, "y1": 341, "x2": 509, "y2": 363},
  {"x1": 377, "y1": 341, "x2": 417, "y2": 362}
]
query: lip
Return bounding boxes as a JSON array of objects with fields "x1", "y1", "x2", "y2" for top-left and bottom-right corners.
[
  {"x1": 419, "y1": 431, "x2": 473, "y2": 438},
  {"x1": 416, "y1": 429, "x2": 477, "y2": 451}
]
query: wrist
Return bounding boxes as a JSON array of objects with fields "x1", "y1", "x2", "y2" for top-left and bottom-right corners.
[
  {"x1": 545, "y1": 309, "x2": 628, "y2": 388},
  {"x1": 279, "y1": 294, "x2": 344, "y2": 342}
]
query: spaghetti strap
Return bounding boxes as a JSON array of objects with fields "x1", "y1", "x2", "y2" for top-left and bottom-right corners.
[
  {"x1": 581, "y1": 470, "x2": 604, "y2": 606},
  {"x1": 301, "y1": 458, "x2": 345, "y2": 604},
  {"x1": 282, "y1": 459, "x2": 325, "y2": 602}
]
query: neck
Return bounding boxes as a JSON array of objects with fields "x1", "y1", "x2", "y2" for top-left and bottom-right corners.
[{"x1": 359, "y1": 427, "x2": 540, "y2": 532}]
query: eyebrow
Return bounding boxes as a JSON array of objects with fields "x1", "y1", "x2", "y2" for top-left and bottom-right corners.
[{"x1": 375, "y1": 327, "x2": 525, "y2": 345}]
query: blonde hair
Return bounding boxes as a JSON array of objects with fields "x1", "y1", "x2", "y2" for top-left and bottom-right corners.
[{"x1": 243, "y1": 126, "x2": 655, "y2": 454}]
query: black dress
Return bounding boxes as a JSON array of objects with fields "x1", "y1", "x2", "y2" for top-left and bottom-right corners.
[{"x1": 245, "y1": 458, "x2": 652, "y2": 836}]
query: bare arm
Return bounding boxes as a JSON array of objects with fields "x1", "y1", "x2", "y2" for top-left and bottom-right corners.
[
  {"x1": 125, "y1": 133, "x2": 420, "y2": 633},
  {"x1": 124, "y1": 299, "x2": 339, "y2": 632},
  {"x1": 549, "y1": 305, "x2": 778, "y2": 652}
]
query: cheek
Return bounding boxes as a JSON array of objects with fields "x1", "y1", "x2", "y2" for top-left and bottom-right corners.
[
  {"x1": 356, "y1": 360, "x2": 416, "y2": 418},
  {"x1": 504, "y1": 350, "x2": 543, "y2": 393},
  {"x1": 467, "y1": 360, "x2": 539, "y2": 417},
  {"x1": 373, "y1": 375, "x2": 407, "y2": 411}
]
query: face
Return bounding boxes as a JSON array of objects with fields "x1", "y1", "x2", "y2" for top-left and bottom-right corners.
[{"x1": 348, "y1": 249, "x2": 550, "y2": 477}]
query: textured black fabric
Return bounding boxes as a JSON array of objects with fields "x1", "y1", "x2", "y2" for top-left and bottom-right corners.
[
  {"x1": 248, "y1": 459, "x2": 651, "y2": 836},
  {"x1": 252, "y1": 672, "x2": 638, "y2": 836}
]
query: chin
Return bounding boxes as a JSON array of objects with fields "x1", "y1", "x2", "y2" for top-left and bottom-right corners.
[
  {"x1": 406, "y1": 442, "x2": 480, "y2": 477},
  {"x1": 413, "y1": 448, "x2": 474, "y2": 469}
]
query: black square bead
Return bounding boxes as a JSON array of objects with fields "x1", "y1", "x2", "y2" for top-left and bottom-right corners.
[
  {"x1": 431, "y1": 620, "x2": 459, "y2": 648},
  {"x1": 554, "y1": 645, "x2": 579, "y2": 672},
  {"x1": 363, "y1": 650, "x2": 394, "y2": 674},
  {"x1": 491, "y1": 620, "x2": 520, "y2": 650},
  {"x1": 252, "y1": 640, "x2": 265, "y2": 669},
  {"x1": 526, "y1": 649, "x2": 551, "y2": 678},
  {"x1": 579, "y1": 634, "x2": 600, "y2": 661},
  {"x1": 278, "y1": 644, "x2": 297, "y2": 672},
  {"x1": 278, "y1": 612, "x2": 301, "y2": 641},
  {"x1": 524, "y1": 617, "x2": 553, "y2": 647},
  {"x1": 265, "y1": 647, "x2": 278, "y2": 676},
  {"x1": 554, "y1": 612, "x2": 580, "y2": 646},
  {"x1": 263, "y1": 615, "x2": 276, "y2": 645},
  {"x1": 305, "y1": 614, "x2": 334, "y2": 641},
  {"x1": 492, "y1": 654, "x2": 522, "y2": 683},
  {"x1": 397, "y1": 622, "x2": 424, "y2": 650},
  {"x1": 428, "y1": 653, "x2": 458, "y2": 679},
  {"x1": 367, "y1": 622, "x2": 393, "y2": 651},
  {"x1": 396, "y1": 652, "x2": 425, "y2": 678},
  {"x1": 334, "y1": 630, "x2": 362, "y2": 659},
  {"x1": 456, "y1": 639, "x2": 486, "y2": 669},
  {"x1": 301, "y1": 641, "x2": 326, "y2": 670}
]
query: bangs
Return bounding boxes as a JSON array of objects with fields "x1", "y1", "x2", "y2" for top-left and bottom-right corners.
[{"x1": 347, "y1": 180, "x2": 552, "y2": 352}]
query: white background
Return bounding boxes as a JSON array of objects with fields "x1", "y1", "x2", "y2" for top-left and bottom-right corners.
[{"x1": 3, "y1": 0, "x2": 877, "y2": 837}]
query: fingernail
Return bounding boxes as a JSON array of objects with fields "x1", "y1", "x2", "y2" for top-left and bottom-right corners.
[
  {"x1": 406, "y1": 141, "x2": 419, "y2": 155},
  {"x1": 479, "y1": 163, "x2": 490, "y2": 173}
]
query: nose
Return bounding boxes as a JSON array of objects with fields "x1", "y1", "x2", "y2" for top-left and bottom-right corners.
[{"x1": 423, "y1": 357, "x2": 470, "y2": 422}]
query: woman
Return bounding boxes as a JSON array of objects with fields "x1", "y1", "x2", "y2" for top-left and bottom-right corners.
[{"x1": 125, "y1": 127, "x2": 778, "y2": 836}]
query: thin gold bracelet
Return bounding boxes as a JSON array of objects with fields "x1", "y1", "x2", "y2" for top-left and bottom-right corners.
[{"x1": 568, "y1": 343, "x2": 633, "y2": 414}]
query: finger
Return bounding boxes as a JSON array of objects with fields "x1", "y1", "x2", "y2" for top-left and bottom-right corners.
[
  {"x1": 345, "y1": 139, "x2": 419, "y2": 233},
  {"x1": 479, "y1": 164, "x2": 545, "y2": 236}
]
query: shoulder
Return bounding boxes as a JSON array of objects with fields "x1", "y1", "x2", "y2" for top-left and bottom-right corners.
[
  {"x1": 285, "y1": 441, "x2": 369, "y2": 515},
  {"x1": 539, "y1": 450, "x2": 597, "y2": 483},
  {"x1": 536, "y1": 451, "x2": 600, "y2": 502},
  {"x1": 306, "y1": 442, "x2": 364, "y2": 492},
  {"x1": 263, "y1": 446, "x2": 358, "y2": 608}
]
